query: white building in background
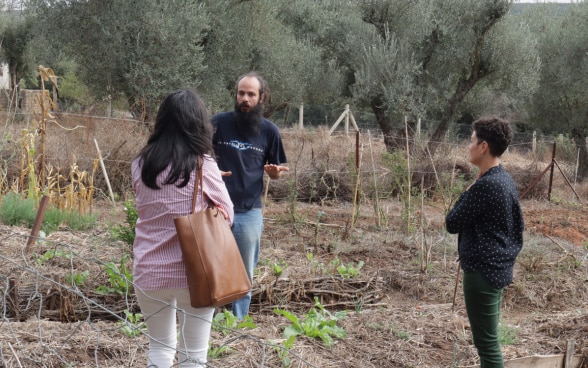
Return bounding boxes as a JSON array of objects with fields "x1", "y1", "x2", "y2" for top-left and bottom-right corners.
[{"x1": 0, "y1": 63, "x2": 9, "y2": 89}]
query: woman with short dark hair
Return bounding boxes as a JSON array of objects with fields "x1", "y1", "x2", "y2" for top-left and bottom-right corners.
[{"x1": 446, "y1": 117, "x2": 524, "y2": 368}]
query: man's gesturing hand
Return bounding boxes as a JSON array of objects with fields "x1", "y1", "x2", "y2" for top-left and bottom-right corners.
[{"x1": 264, "y1": 164, "x2": 289, "y2": 179}]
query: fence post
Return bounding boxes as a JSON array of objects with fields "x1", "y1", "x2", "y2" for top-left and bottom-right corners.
[
  {"x1": 328, "y1": 105, "x2": 349, "y2": 136},
  {"x1": 547, "y1": 142, "x2": 556, "y2": 201},
  {"x1": 298, "y1": 103, "x2": 303, "y2": 130},
  {"x1": 573, "y1": 147, "x2": 580, "y2": 199},
  {"x1": 405, "y1": 116, "x2": 411, "y2": 234},
  {"x1": 344, "y1": 104, "x2": 350, "y2": 135},
  {"x1": 532, "y1": 131, "x2": 536, "y2": 154}
]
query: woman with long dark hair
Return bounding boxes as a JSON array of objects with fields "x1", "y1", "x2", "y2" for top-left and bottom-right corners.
[{"x1": 132, "y1": 89, "x2": 233, "y2": 367}]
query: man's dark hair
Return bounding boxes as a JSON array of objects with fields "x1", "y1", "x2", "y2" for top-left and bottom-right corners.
[
  {"x1": 472, "y1": 116, "x2": 513, "y2": 157},
  {"x1": 235, "y1": 71, "x2": 270, "y2": 103}
]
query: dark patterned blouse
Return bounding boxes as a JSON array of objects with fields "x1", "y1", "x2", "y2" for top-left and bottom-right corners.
[{"x1": 446, "y1": 165, "x2": 524, "y2": 289}]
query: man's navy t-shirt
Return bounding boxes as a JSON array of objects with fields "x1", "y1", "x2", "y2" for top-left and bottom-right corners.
[{"x1": 212, "y1": 111, "x2": 287, "y2": 212}]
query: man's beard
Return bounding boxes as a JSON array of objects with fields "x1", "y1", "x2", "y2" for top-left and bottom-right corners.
[{"x1": 234, "y1": 101, "x2": 263, "y2": 136}]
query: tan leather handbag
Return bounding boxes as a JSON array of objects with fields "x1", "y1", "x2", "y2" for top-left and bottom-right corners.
[{"x1": 174, "y1": 158, "x2": 251, "y2": 308}]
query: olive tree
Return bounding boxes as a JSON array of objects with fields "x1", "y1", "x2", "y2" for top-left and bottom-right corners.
[
  {"x1": 278, "y1": 0, "x2": 540, "y2": 154},
  {"x1": 27, "y1": 0, "x2": 210, "y2": 119},
  {"x1": 522, "y1": 3, "x2": 588, "y2": 179},
  {"x1": 198, "y1": 0, "x2": 344, "y2": 120},
  {"x1": 0, "y1": 13, "x2": 33, "y2": 92}
]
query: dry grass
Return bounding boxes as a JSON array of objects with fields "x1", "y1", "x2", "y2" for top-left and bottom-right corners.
[
  {"x1": 0, "y1": 112, "x2": 146, "y2": 200},
  {"x1": 1, "y1": 112, "x2": 585, "y2": 206},
  {"x1": 0, "y1": 197, "x2": 587, "y2": 367},
  {"x1": 1, "y1": 112, "x2": 587, "y2": 367}
]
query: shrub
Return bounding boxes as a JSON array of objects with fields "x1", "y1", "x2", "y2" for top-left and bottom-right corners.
[
  {"x1": 111, "y1": 200, "x2": 137, "y2": 245},
  {"x1": 0, "y1": 192, "x2": 96, "y2": 233},
  {"x1": 0, "y1": 191, "x2": 36, "y2": 227}
]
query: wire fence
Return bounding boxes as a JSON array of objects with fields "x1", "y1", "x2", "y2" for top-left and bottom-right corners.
[
  {"x1": 0, "y1": 226, "x2": 333, "y2": 368},
  {"x1": 1, "y1": 110, "x2": 586, "y2": 205},
  {"x1": 1, "y1": 111, "x2": 588, "y2": 367}
]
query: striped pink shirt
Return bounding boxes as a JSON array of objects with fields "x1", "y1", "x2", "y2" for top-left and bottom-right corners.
[{"x1": 131, "y1": 155, "x2": 234, "y2": 290}]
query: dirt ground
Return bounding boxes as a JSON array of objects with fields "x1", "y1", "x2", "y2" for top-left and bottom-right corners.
[
  {"x1": 0, "y1": 116, "x2": 587, "y2": 367},
  {"x1": 0, "y1": 195, "x2": 587, "y2": 368}
]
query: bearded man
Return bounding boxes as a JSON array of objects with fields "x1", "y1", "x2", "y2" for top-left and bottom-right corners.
[{"x1": 211, "y1": 72, "x2": 289, "y2": 320}]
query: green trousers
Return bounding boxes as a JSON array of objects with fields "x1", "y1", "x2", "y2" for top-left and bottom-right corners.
[{"x1": 463, "y1": 271, "x2": 504, "y2": 368}]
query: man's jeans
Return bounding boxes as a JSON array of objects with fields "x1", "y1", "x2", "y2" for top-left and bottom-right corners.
[{"x1": 231, "y1": 209, "x2": 263, "y2": 319}]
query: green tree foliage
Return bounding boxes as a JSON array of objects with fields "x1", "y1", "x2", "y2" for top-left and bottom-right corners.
[
  {"x1": 28, "y1": 0, "x2": 210, "y2": 119},
  {"x1": 20, "y1": 34, "x2": 94, "y2": 111},
  {"x1": 360, "y1": 0, "x2": 540, "y2": 153},
  {"x1": 198, "y1": 0, "x2": 344, "y2": 118},
  {"x1": 522, "y1": 3, "x2": 588, "y2": 178},
  {"x1": 0, "y1": 12, "x2": 33, "y2": 91},
  {"x1": 278, "y1": 0, "x2": 540, "y2": 153},
  {"x1": 25, "y1": 0, "x2": 343, "y2": 122},
  {"x1": 19, "y1": 0, "x2": 586, "y2": 171}
]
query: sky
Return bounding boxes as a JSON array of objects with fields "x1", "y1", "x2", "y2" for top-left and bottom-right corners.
[{"x1": 515, "y1": 0, "x2": 578, "y2": 2}]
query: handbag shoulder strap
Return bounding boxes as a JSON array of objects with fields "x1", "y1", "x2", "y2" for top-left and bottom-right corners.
[{"x1": 190, "y1": 156, "x2": 204, "y2": 214}]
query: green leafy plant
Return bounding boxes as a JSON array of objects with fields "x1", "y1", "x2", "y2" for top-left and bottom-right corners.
[
  {"x1": 308, "y1": 177, "x2": 318, "y2": 204},
  {"x1": 35, "y1": 248, "x2": 71, "y2": 265},
  {"x1": 337, "y1": 260, "x2": 364, "y2": 278},
  {"x1": 306, "y1": 252, "x2": 326, "y2": 275},
  {"x1": 208, "y1": 342, "x2": 230, "y2": 359},
  {"x1": 271, "y1": 259, "x2": 287, "y2": 278},
  {"x1": 274, "y1": 297, "x2": 347, "y2": 348},
  {"x1": 381, "y1": 151, "x2": 409, "y2": 199},
  {"x1": 313, "y1": 211, "x2": 325, "y2": 246},
  {"x1": 306, "y1": 254, "x2": 365, "y2": 278},
  {"x1": 66, "y1": 270, "x2": 89, "y2": 287},
  {"x1": 498, "y1": 323, "x2": 519, "y2": 346},
  {"x1": 118, "y1": 310, "x2": 147, "y2": 337},
  {"x1": 96, "y1": 254, "x2": 133, "y2": 295},
  {"x1": 391, "y1": 326, "x2": 412, "y2": 341},
  {"x1": 328, "y1": 256, "x2": 342, "y2": 272},
  {"x1": 433, "y1": 168, "x2": 468, "y2": 215},
  {"x1": 111, "y1": 200, "x2": 137, "y2": 245},
  {"x1": 271, "y1": 335, "x2": 296, "y2": 367},
  {"x1": 212, "y1": 310, "x2": 257, "y2": 335}
]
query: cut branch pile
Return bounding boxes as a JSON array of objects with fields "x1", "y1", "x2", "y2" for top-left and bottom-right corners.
[
  {"x1": 2, "y1": 272, "x2": 384, "y2": 322},
  {"x1": 2, "y1": 271, "x2": 137, "y2": 322},
  {"x1": 250, "y1": 274, "x2": 385, "y2": 312}
]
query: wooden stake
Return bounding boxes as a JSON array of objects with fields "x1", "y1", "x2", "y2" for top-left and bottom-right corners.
[
  {"x1": 9, "y1": 278, "x2": 20, "y2": 321},
  {"x1": 367, "y1": 131, "x2": 381, "y2": 227},
  {"x1": 405, "y1": 116, "x2": 411, "y2": 234},
  {"x1": 94, "y1": 139, "x2": 116, "y2": 206},
  {"x1": 25, "y1": 195, "x2": 50, "y2": 253},
  {"x1": 351, "y1": 130, "x2": 362, "y2": 229},
  {"x1": 451, "y1": 261, "x2": 461, "y2": 312},
  {"x1": 565, "y1": 339, "x2": 575, "y2": 368},
  {"x1": 263, "y1": 175, "x2": 270, "y2": 215}
]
